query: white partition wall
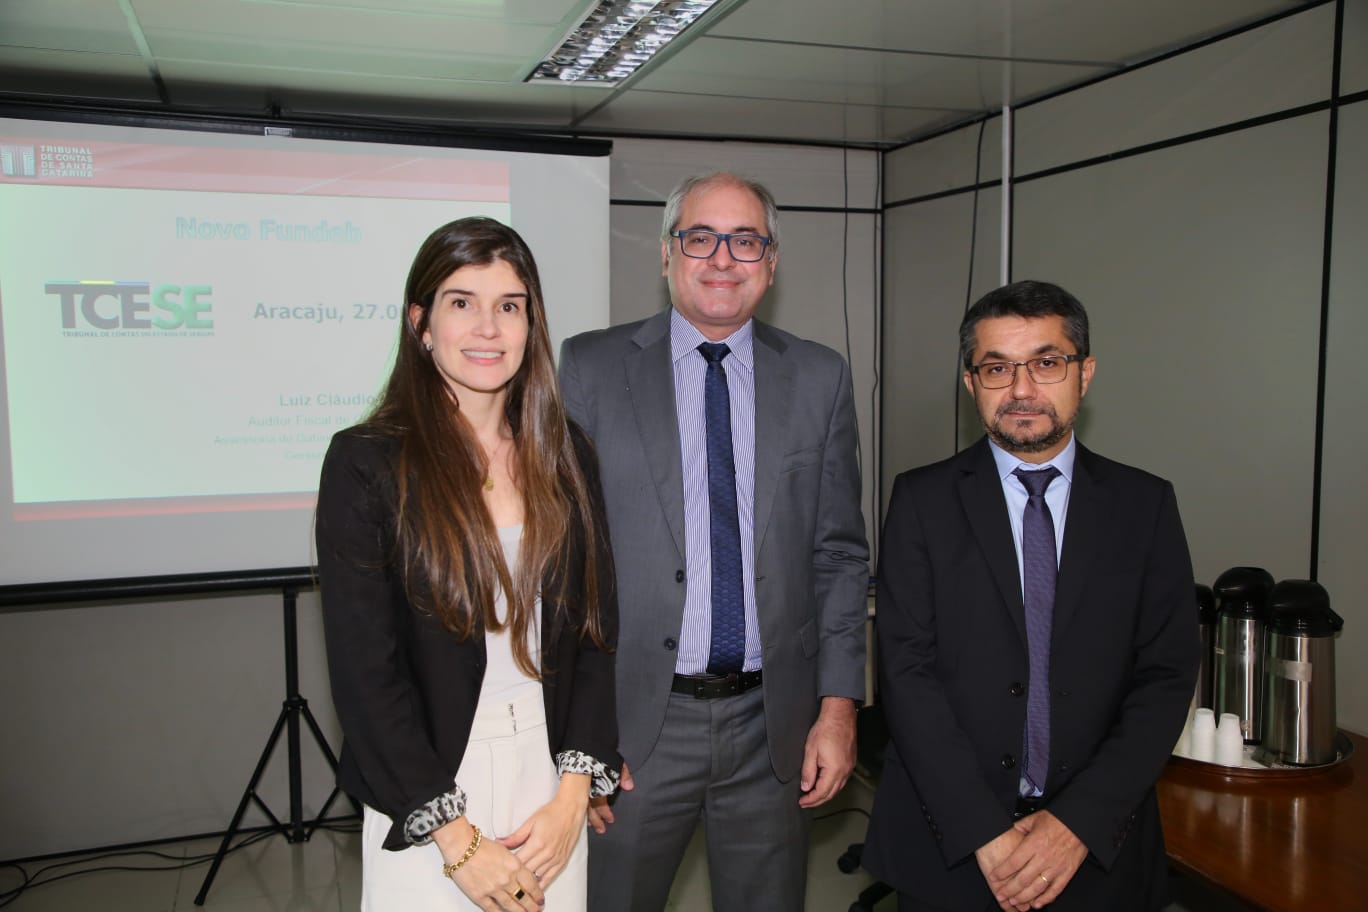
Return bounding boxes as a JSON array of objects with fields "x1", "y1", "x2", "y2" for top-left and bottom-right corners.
[
  {"x1": 1011, "y1": 4, "x2": 1334, "y2": 176},
  {"x1": 882, "y1": 190, "x2": 1002, "y2": 511},
  {"x1": 881, "y1": 0, "x2": 1367, "y2": 733},
  {"x1": 1321, "y1": 98, "x2": 1368, "y2": 742},
  {"x1": 1343, "y1": 0, "x2": 1368, "y2": 95},
  {"x1": 0, "y1": 589, "x2": 339, "y2": 857},
  {"x1": 1011, "y1": 113, "x2": 1328, "y2": 580}
]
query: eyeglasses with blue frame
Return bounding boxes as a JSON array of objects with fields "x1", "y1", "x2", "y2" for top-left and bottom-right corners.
[{"x1": 670, "y1": 229, "x2": 772, "y2": 262}]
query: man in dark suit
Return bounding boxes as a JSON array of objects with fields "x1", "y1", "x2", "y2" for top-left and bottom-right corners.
[
  {"x1": 559, "y1": 172, "x2": 869, "y2": 911},
  {"x1": 864, "y1": 280, "x2": 1197, "y2": 911}
]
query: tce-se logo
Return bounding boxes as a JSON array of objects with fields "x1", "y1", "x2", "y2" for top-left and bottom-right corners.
[{"x1": 45, "y1": 281, "x2": 214, "y2": 330}]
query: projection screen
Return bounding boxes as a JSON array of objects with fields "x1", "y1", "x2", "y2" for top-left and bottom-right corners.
[{"x1": 0, "y1": 112, "x2": 611, "y2": 586}]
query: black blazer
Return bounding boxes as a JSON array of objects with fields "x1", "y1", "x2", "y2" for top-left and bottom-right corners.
[
  {"x1": 315, "y1": 423, "x2": 620, "y2": 850},
  {"x1": 864, "y1": 437, "x2": 1197, "y2": 911}
]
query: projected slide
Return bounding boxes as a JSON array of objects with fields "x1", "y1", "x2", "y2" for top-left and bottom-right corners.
[
  {"x1": 0, "y1": 134, "x2": 508, "y2": 516},
  {"x1": 0, "y1": 116, "x2": 609, "y2": 586}
]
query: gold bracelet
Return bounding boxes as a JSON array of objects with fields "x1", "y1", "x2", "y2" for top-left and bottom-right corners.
[{"x1": 441, "y1": 824, "x2": 482, "y2": 879}]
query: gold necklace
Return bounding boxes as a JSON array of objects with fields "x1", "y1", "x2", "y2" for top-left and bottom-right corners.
[{"x1": 483, "y1": 434, "x2": 510, "y2": 492}]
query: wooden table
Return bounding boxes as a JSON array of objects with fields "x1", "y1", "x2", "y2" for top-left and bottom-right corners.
[{"x1": 1156, "y1": 730, "x2": 1367, "y2": 911}]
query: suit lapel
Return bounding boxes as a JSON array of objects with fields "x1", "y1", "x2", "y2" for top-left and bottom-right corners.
[
  {"x1": 958, "y1": 439, "x2": 1029, "y2": 648},
  {"x1": 625, "y1": 313, "x2": 687, "y2": 560},
  {"x1": 1054, "y1": 443, "x2": 1107, "y2": 637},
  {"x1": 751, "y1": 322, "x2": 792, "y2": 555}
]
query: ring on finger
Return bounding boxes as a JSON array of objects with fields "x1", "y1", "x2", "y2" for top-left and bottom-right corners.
[
  {"x1": 1039, "y1": 872, "x2": 1050, "y2": 885},
  {"x1": 512, "y1": 887, "x2": 526, "y2": 900}
]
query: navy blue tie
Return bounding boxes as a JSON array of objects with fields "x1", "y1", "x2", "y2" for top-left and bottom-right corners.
[
  {"x1": 699, "y1": 342, "x2": 745, "y2": 675},
  {"x1": 1013, "y1": 465, "x2": 1061, "y2": 794}
]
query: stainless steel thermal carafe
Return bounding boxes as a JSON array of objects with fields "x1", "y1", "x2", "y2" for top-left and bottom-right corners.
[
  {"x1": 1212, "y1": 566, "x2": 1274, "y2": 744},
  {"x1": 1260, "y1": 579, "x2": 1344, "y2": 766}
]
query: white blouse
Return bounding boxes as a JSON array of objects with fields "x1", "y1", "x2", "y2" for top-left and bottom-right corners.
[{"x1": 481, "y1": 524, "x2": 541, "y2": 699}]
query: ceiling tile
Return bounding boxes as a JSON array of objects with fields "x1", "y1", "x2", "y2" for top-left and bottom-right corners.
[
  {"x1": 0, "y1": 51, "x2": 161, "y2": 103},
  {"x1": 635, "y1": 35, "x2": 1109, "y2": 110},
  {"x1": 151, "y1": 33, "x2": 530, "y2": 82},
  {"x1": 237, "y1": 0, "x2": 584, "y2": 26},
  {"x1": 155, "y1": 62, "x2": 602, "y2": 127},
  {"x1": 578, "y1": 87, "x2": 957, "y2": 145},
  {"x1": 998, "y1": 0, "x2": 1309, "y2": 62},
  {"x1": 138, "y1": 3, "x2": 562, "y2": 64},
  {"x1": 880, "y1": 106, "x2": 977, "y2": 144},
  {"x1": 0, "y1": 0, "x2": 142, "y2": 55},
  {"x1": 707, "y1": 0, "x2": 1308, "y2": 64},
  {"x1": 0, "y1": 0, "x2": 1326, "y2": 147}
]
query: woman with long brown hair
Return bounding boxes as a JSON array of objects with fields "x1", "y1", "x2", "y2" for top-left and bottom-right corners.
[{"x1": 316, "y1": 217, "x2": 619, "y2": 911}]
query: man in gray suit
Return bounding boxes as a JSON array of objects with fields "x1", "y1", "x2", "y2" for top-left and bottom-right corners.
[{"x1": 559, "y1": 172, "x2": 869, "y2": 911}]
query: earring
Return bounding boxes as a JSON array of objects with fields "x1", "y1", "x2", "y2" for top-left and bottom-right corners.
[{"x1": 424, "y1": 341, "x2": 433, "y2": 352}]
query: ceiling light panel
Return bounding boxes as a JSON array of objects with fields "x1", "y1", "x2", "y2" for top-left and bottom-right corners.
[{"x1": 529, "y1": 0, "x2": 721, "y2": 86}]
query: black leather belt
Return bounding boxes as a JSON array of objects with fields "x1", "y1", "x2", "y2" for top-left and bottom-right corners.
[
  {"x1": 1014, "y1": 795, "x2": 1046, "y2": 819},
  {"x1": 671, "y1": 670, "x2": 763, "y2": 699}
]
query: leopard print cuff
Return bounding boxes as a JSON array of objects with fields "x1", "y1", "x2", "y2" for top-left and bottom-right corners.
[
  {"x1": 555, "y1": 750, "x2": 620, "y2": 798},
  {"x1": 402, "y1": 785, "x2": 467, "y2": 846}
]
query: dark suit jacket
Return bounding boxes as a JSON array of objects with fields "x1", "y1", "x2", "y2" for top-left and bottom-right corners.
[
  {"x1": 864, "y1": 437, "x2": 1197, "y2": 911},
  {"x1": 558, "y1": 310, "x2": 869, "y2": 780},
  {"x1": 314, "y1": 423, "x2": 620, "y2": 850}
]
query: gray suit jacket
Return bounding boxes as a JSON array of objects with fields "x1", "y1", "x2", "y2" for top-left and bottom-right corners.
[{"x1": 559, "y1": 309, "x2": 869, "y2": 781}]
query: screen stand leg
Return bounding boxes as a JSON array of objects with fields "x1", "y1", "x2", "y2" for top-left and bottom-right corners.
[{"x1": 194, "y1": 586, "x2": 356, "y2": 905}]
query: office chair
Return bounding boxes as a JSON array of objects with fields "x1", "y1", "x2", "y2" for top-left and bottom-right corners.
[
  {"x1": 838, "y1": 841, "x2": 894, "y2": 911},
  {"x1": 838, "y1": 701, "x2": 893, "y2": 911}
]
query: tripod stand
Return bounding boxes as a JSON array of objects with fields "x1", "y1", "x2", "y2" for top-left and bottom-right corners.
[{"x1": 195, "y1": 584, "x2": 356, "y2": 905}]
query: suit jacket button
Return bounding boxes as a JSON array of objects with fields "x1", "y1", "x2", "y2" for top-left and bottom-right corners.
[
  {"x1": 675, "y1": 569, "x2": 685, "y2": 582},
  {"x1": 1009, "y1": 682, "x2": 1025, "y2": 696},
  {"x1": 663, "y1": 637, "x2": 678, "y2": 651},
  {"x1": 1001, "y1": 754, "x2": 1016, "y2": 770},
  {"x1": 1057, "y1": 762, "x2": 1069, "y2": 773}
]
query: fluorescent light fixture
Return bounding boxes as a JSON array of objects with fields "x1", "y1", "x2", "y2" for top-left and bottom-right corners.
[{"x1": 529, "y1": 0, "x2": 721, "y2": 86}]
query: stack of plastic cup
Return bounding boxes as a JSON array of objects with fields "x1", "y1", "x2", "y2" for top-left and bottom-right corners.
[
  {"x1": 1190, "y1": 708, "x2": 1217, "y2": 762},
  {"x1": 1217, "y1": 712, "x2": 1245, "y2": 767}
]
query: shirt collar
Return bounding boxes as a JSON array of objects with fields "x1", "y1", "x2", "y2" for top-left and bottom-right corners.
[
  {"x1": 988, "y1": 433, "x2": 1077, "y2": 486},
  {"x1": 669, "y1": 309, "x2": 754, "y2": 371}
]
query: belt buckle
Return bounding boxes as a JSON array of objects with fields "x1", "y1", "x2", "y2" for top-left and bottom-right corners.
[{"x1": 697, "y1": 674, "x2": 731, "y2": 698}]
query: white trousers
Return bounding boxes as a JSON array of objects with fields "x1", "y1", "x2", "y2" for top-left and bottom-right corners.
[{"x1": 360, "y1": 686, "x2": 587, "y2": 911}]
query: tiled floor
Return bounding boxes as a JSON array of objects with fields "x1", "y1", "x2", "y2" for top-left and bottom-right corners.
[{"x1": 0, "y1": 775, "x2": 1250, "y2": 911}]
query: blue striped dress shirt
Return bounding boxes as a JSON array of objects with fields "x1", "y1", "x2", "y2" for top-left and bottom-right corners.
[{"x1": 670, "y1": 309, "x2": 761, "y2": 674}]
